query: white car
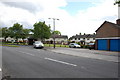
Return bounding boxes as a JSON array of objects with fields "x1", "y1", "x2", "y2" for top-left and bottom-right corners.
[
  {"x1": 33, "y1": 41, "x2": 44, "y2": 48},
  {"x1": 69, "y1": 43, "x2": 81, "y2": 48}
]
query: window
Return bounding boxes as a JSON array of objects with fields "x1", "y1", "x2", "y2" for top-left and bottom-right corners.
[
  {"x1": 75, "y1": 38, "x2": 77, "y2": 40},
  {"x1": 87, "y1": 38, "x2": 89, "y2": 40}
]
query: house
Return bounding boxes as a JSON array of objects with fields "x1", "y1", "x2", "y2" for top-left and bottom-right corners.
[
  {"x1": 95, "y1": 19, "x2": 120, "y2": 52},
  {"x1": 69, "y1": 34, "x2": 96, "y2": 45},
  {"x1": 45, "y1": 35, "x2": 68, "y2": 44}
]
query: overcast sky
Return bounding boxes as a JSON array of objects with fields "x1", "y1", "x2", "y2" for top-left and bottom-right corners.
[{"x1": 0, "y1": 0, "x2": 118, "y2": 37}]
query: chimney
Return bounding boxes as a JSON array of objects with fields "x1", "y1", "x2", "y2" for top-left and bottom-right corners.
[{"x1": 116, "y1": 19, "x2": 120, "y2": 25}]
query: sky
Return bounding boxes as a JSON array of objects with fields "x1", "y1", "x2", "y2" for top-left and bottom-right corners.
[{"x1": 0, "y1": 0, "x2": 118, "y2": 37}]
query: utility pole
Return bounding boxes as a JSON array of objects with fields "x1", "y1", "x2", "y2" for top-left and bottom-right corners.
[{"x1": 48, "y1": 18, "x2": 59, "y2": 48}]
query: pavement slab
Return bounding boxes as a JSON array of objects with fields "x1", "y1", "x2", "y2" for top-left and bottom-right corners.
[{"x1": 47, "y1": 47, "x2": 119, "y2": 62}]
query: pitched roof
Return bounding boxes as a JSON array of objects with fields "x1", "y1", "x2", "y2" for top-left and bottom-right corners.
[
  {"x1": 51, "y1": 35, "x2": 68, "y2": 39},
  {"x1": 95, "y1": 21, "x2": 120, "y2": 32},
  {"x1": 69, "y1": 34, "x2": 96, "y2": 39}
]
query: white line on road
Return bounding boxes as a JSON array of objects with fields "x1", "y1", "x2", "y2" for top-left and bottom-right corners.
[
  {"x1": 19, "y1": 51, "x2": 35, "y2": 56},
  {"x1": 44, "y1": 57, "x2": 77, "y2": 67}
]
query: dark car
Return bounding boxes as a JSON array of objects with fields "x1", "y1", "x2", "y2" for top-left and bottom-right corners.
[{"x1": 88, "y1": 43, "x2": 95, "y2": 50}]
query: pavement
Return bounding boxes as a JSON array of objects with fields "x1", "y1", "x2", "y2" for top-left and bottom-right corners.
[{"x1": 45, "y1": 47, "x2": 119, "y2": 63}]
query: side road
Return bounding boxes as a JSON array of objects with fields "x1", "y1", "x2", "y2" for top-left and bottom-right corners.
[{"x1": 45, "y1": 47, "x2": 119, "y2": 62}]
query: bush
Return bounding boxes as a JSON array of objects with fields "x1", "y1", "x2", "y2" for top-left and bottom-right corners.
[{"x1": 83, "y1": 45, "x2": 89, "y2": 48}]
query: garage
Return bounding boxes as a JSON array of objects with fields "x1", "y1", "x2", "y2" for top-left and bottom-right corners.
[
  {"x1": 110, "y1": 39, "x2": 120, "y2": 51},
  {"x1": 95, "y1": 19, "x2": 120, "y2": 52},
  {"x1": 98, "y1": 39, "x2": 108, "y2": 50}
]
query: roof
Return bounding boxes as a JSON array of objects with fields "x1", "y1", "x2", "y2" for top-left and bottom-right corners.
[
  {"x1": 51, "y1": 35, "x2": 68, "y2": 39},
  {"x1": 95, "y1": 21, "x2": 120, "y2": 32},
  {"x1": 69, "y1": 34, "x2": 96, "y2": 39}
]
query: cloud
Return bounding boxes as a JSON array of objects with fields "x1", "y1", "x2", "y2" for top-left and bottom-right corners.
[
  {"x1": 0, "y1": 0, "x2": 118, "y2": 38},
  {"x1": 2, "y1": 2, "x2": 43, "y2": 13},
  {"x1": 0, "y1": 2, "x2": 37, "y2": 28},
  {"x1": 64, "y1": 0, "x2": 118, "y2": 37},
  {"x1": 0, "y1": 0, "x2": 68, "y2": 28}
]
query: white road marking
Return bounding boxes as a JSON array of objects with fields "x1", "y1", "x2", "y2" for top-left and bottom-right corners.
[
  {"x1": 44, "y1": 57, "x2": 77, "y2": 67},
  {"x1": 19, "y1": 51, "x2": 35, "y2": 56},
  {"x1": 0, "y1": 68, "x2": 2, "y2": 71}
]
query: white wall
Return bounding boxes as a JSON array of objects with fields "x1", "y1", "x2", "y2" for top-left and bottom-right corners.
[{"x1": 70, "y1": 38, "x2": 95, "y2": 45}]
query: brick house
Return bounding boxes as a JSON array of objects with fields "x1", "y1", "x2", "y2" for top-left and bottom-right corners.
[{"x1": 95, "y1": 19, "x2": 120, "y2": 51}]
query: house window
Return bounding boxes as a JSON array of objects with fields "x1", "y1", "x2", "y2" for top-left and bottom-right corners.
[
  {"x1": 75, "y1": 38, "x2": 77, "y2": 40},
  {"x1": 87, "y1": 38, "x2": 89, "y2": 40},
  {"x1": 83, "y1": 38, "x2": 85, "y2": 40},
  {"x1": 78, "y1": 38, "x2": 80, "y2": 40},
  {"x1": 93, "y1": 38, "x2": 95, "y2": 40}
]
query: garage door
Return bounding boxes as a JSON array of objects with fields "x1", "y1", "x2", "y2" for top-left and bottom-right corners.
[
  {"x1": 98, "y1": 39, "x2": 108, "y2": 50},
  {"x1": 110, "y1": 39, "x2": 120, "y2": 51}
]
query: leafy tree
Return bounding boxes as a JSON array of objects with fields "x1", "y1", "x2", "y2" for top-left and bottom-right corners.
[
  {"x1": 1, "y1": 27, "x2": 9, "y2": 41},
  {"x1": 21, "y1": 29, "x2": 30, "y2": 40},
  {"x1": 33, "y1": 21, "x2": 51, "y2": 41},
  {"x1": 52, "y1": 30, "x2": 61, "y2": 35},
  {"x1": 114, "y1": 0, "x2": 120, "y2": 6},
  {"x1": 79, "y1": 33, "x2": 82, "y2": 35},
  {"x1": 8, "y1": 27, "x2": 14, "y2": 38},
  {"x1": 11, "y1": 23, "x2": 23, "y2": 42},
  {"x1": 29, "y1": 29, "x2": 34, "y2": 33},
  {"x1": 0, "y1": 28, "x2": 2, "y2": 37}
]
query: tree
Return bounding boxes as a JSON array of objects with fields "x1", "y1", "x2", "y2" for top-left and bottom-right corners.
[
  {"x1": 33, "y1": 21, "x2": 51, "y2": 41},
  {"x1": 1, "y1": 27, "x2": 9, "y2": 41},
  {"x1": 52, "y1": 30, "x2": 61, "y2": 35},
  {"x1": 114, "y1": 0, "x2": 120, "y2": 6},
  {"x1": 0, "y1": 28, "x2": 2, "y2": 38},
  {"x1": 21, "y1": 29, "x2": 30, "y2": 40},
  {"x1": 8, "y1": 27, "x2": 14, "y2": 38},
  {"x1": 10, "y1": 23, "x2": 23, "y2": 42},
  {"x1": 79, "y1": 33, "x2": 82, "y2": 35}
]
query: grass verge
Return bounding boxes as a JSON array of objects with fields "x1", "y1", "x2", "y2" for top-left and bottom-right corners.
[
  {"x1": 2, "y1": 44, "x2": 19, "y2": 47},
  {"x1": 44, "y1": 44, "x2": 69, "y2": 48}
]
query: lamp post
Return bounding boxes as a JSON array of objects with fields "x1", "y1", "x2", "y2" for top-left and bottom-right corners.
[{"x1": 48, "y1": 18, "x2": 59, "y2": 48}]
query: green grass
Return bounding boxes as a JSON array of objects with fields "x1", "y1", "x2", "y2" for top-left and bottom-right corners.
[
  {"x1": 1, "y1": 42, "x2": 27, "y2": 47},
  {"x1": 44, "y1": 44, "x2": 69, "y2": 48},
  {"x1": 2, "y1": 42, "x2": 28, "y2": 45},
  {"x1": 2, "y1": 44, "x2": 19, "y2": 47}
]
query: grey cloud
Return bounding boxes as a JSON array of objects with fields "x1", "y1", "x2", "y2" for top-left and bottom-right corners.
[
  {"x1": 0, "y1": 21, "x2": 33, "y2": 29},
  {"x1": 2, "y1": 2, "x2": 43, "y2": 13}
]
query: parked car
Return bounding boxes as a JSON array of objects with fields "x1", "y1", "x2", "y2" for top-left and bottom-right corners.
[
  {"x1": 88, "y1": 43, "x2": 95, "y2": 50},
  {"x1": 33, "y1": 41, "x2": 44, "y2": 48},
  {"x1": 69, "y1": 43, "x2": 81, "y2": 48}
]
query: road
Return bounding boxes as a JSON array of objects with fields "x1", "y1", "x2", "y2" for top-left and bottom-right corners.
[
  {"x1": 2, "y1": 46, "x2": 118, "y2": 78},
  {"x1": 0, "y1": 46, "x2": 2, "y2": 80}
]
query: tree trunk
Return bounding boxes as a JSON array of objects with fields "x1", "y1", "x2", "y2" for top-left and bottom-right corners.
[{"x1": 16, "y1": 38, "x2": 19, "y2": 45}]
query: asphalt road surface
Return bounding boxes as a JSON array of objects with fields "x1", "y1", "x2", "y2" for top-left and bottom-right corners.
[{"x1": 2, "y1": 46, "x2": 118, "y2": 78}]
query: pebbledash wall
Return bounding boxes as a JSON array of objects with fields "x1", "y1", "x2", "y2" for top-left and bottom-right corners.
[{"x1": 95, "y1": 19, "x2": 120, "y2": 52}]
